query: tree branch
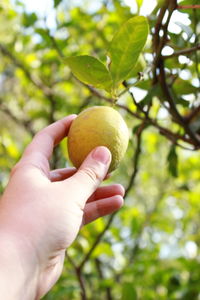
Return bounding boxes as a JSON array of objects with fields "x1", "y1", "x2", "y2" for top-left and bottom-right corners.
[
  {"x1": 0, "y1": 100, "x2": 35, "y2": 136},
  {"x1": 95, "y1": 258, "x2": 113, "y2": 300},
  {"x1": 65, "y1": 252, "x2": 87, "y2": 300},
  {"x1": 124, "y1": 123, "x2": 144, "y2": 197},
  {"x1": 77, "y1": 82, "x2": 193, "y2": 147},
  {"x1": 184, "y1": 105, "x2": 200, "y2": 123},
  {"x1": 129, "y1": 186, "x2": 167, "y2": 263},
  {"x1": 0, "y1": 43, "x2": 53, "y2": 97},
  {"x1": 163, "y1": 44, "x2": 200, "y2": 59},
  {"x1": 152, "y1": 0, "x2": 200, "y2": 148},
  {"x1": 177, "y1": 5, "x2": 200, "y2": 9}
]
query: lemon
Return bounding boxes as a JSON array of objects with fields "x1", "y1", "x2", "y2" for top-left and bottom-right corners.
[{"x1": 67, "y1": 106, "x2": 129, "y2": 172}]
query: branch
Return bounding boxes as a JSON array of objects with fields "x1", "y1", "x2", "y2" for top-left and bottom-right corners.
[
  {"x1": 95, "y1": 258, "x2": 113, "y2": 300},
  {"x1": 78, "y1": 82, "x2": 193, "y2": 146},
  {"x1": 78, "y1": 213, "x2": 115, "y2": 270},
  {"x1": 163, "y1": 44, "x2": 200, "y2": 59},
  {"x1": 48, "y1": 32, "x2": 65, "y2": 58},
  {"x1": 152, "y1": 0, "x2": 200, "y2": 148},
  {"x1": 193, "y1": 9, "x2": 200, "y2": 88},
  {"x1": 118, "y1": 75, "x2": 144, "y2": 97},
  {"x1": 185, "y1": 105, "x2": 200, "y2": 123},
  {"x1": 129, "y1": 187, "x2": 167, "y2": 263},
  {"x1": 65, "y1": 252, "x2": 87, "y2": 300},
  {"x1": 177, "y1": 5, "x2": 200, "y2": 9},
  {"x1": 159, "y1": 60, "x2": 200, "y2": 147},
  {"x1": 0, "y1": 43, "x2": 53, "y2": 97},
  {"x1": 124, "y1": 123, "x2": 144, "y2": 197},
  {"x1": 0, "y1": 100, "x2": 35, "y2": 136}
]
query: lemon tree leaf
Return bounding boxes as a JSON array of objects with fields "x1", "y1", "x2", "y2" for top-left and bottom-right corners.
[
  {"x1": 108, "y1": 16, "x2": 149, "y2": 88},
  {"x1": 122, "y1": 283, "x2": 137, "y2": 300},
  {"x1": 54, "y1": 0, "x2": 62, "y2": 8},
  {"x1": 66, "y1": 55, "x2": 113, "y2": 92},
  {"x1": 136, "y1": 0, "x2": 143, "y2": 9},
  {"x1": 167, "y1": 145, "x2": 178, "y2": 177}
]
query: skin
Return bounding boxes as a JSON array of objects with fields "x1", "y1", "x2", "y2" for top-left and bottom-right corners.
[{"x1": 0, "y1": 115, "x2": 124, "y2": 300}]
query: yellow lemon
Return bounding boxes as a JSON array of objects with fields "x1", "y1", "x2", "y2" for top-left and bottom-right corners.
[{"x1": 67, "y1": 106, "x2": 129, "y2": 172}]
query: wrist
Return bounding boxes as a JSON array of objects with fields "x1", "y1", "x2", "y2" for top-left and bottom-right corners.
[{"x1": 0, "y1": 230, "x2": 40, "y2": 300}]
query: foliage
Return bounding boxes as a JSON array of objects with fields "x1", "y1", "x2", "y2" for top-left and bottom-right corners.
[{"x1": 0, "y1": 0, "x2": 200, "y2": 299}]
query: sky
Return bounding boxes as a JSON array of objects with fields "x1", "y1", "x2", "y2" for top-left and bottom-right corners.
[{"x1": 20, "y1": 0, "x2": 191, "y2": 47}]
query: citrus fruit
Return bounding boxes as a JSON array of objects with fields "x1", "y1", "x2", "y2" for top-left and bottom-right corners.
[{"x1": 67, "y1": 106, "x2": 129, "y2": 172}]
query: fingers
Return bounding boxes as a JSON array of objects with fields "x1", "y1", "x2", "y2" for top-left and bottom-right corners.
[
  {"x1": 82, "y1": 195, "x2": 123, "y2": 225},
  {"x1": 88, "y1": 184, "x2": 125, "y2": 203},
  {"x1": 17, "y1": 115, "x2": 77, "y2": 174},
  {"x1": 50, "y1": 168, "x2": 77, "y2": 182},
  {"x1": 66, "y1": 146, "x2": 111, "y2": 206}
]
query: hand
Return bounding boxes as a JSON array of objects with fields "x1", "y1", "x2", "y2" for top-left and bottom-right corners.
[{"x1": 0, "y1": 115, "x2": 124, "y2": 299}]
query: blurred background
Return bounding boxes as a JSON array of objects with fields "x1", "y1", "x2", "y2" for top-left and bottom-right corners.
[{"x1": 0, "y1": 0, "x2": 200, "y2": 299}]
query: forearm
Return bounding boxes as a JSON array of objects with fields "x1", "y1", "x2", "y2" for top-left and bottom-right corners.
[{"x1": 0, "y1": 231, "x2": 39, "y2": 300}]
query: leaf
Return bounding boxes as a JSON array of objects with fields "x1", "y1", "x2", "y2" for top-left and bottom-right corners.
[
  {"x1": 136, "y1": 0, "x2": 144, "y2": 9},
  {"x1": 139, "y1": 84, "x2": 161, "y2": 108},
  {"x1": 122, "y1": 283, "x2": 137, "y2": 300},
  {"x1": 173, "y1": 78, "x2": 198, "y2": 95},
  {"x1": 35, "y1": 28, "x2": 52, "y2": 46},
  {"x1": 167, "y1": 145, "x2": 178, "y2": 177},
  {"x1": 92, "y1": 242, "x2": 113, "y2": 257},
  {"x1": 22, "y1": 12, "x2": 37, "y2": 27},
  {"x1": 54, "y1": 0, "x2": 62, "y2": 8},
  {"x1": 108, "y1": 16, "x2": 149, "y2": 89},
  {"x1": 65, "y1": 55, "x2": 113, "y2": 92}
]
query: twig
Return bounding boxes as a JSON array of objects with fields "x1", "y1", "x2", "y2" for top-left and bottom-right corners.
[
  {"x1": 95, "y1": 258, "x2": 113, "y2": 300},
  {"x1": 193, "y1": 9, "x2": 200, "y2": 89},
  {"x1": 163, "y1": 44, "x2": 200, "y2": 59},
  {"x1": 49, "y1": 32, "x2": 65, "y2": 58},
  {"x1": 129, "y1": 186, "x2": 167, "y2": 262},
  {"x1": 159, "y1": 60, "x2": 200, "y2": 147},
  {"x1": 66, "y1": 252, "x2": 87, "y2": 300},
  {"x1": 152, "y1": 0, "x2": 200, "y2": 148},
  {"x1": 125, "y1": 123, "x2": 144, "y2": 197},
  {"x1": 0, "y1": 43, "x2": 53, "y2": 97},
  {"x1": 78, "y1": 82, "x2": 192, "y2": 146},
  {"x1": 78, "y1": 214, "x2": 115, "y2": 270},
  {"x1": 184, "y1": 105, "x2": 200, "y2": 123},
  {"x1": 118, "y1": 76, "x2": 143, "y2": 97},
  {"x1": 177, "y1": 5, "x2": 200, "y2": 9},
  {"x1": 0, "y1": 100, "x2": 35, "y2": 136}
]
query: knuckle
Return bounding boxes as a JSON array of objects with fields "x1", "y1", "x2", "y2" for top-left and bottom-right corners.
[{"x1": 81, "y1": 166, "x2": 101, "y2": 183}]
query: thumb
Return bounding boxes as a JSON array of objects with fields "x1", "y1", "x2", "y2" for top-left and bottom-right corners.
[{"x1": 69, "y1": 146, "x2": 111, "y2": 203}]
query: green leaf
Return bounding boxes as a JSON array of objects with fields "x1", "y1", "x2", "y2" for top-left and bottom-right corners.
[
  {"x1": 122, "y1": 283, "x2": 137, "y2": 300},
  {"x1": 139, "y1": 84, "x2": 161, "y2": 108},
  {"x1": 136, "y1": 0, "x2": 144, "y2": 9},
  {"x1": 173, "y1": 78, "x2": 198, "y2": 95},
  {"x1": 167, "y1": 145, "x2": 178, "y2": 177},
  {"x1": 35, "y1": 28, "x2": 52, "y2": 46},
  {"x1": 108, "y1": 16, "x2": 149, "y2": 89},
  {"x1": 22, "y1": 12, "x2": 37, "y2": 27},
  {"x1": 54, "y1": 0, "x2": 62, "y2": 8},
  {"x1": 66, "y1": 55, "x2": 113, "y2": 92}
]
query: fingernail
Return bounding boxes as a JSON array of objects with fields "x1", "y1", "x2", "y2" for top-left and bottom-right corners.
[{"x1": 92, "y1": 146, "x2": 111, "y2": 165}]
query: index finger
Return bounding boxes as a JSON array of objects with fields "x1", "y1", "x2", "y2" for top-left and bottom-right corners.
[{"x1": 19, "y1": 115, "x2": 77, "y2": 172}]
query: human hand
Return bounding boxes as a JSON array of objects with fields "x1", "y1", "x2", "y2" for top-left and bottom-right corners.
[{"x1": 0, "y1": 115, "x2": 124, "y2": 299}]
